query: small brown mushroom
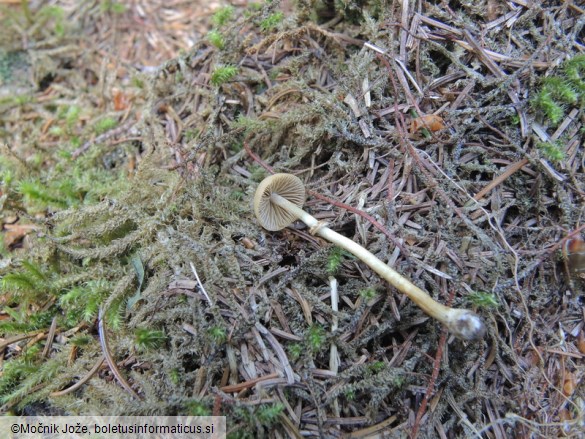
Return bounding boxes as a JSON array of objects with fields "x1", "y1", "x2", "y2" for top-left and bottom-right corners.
[{"x1": 254, "y1": 173, "x2": 486, "y2": 341}]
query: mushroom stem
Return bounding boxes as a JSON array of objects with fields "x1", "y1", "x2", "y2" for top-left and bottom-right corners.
[{"x1": 270, "y1": 192, "x2": 485, "y2": 340}]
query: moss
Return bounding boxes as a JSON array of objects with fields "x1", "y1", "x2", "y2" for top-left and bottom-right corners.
[
  {"x1": 260, "y1": 12, "x2": 284, "y2": 32},
  {"x1": 207, "y1": 326, "x2": 227, "y2": 344},
  {"x1": 207, "y1": 30, "x2": 225, "y2": 50},
  {"x1": 531, "y1": 55, "x2": 585, "y2": 127},
  {"x1": 210, "y1": 65, "x2": 238, "y2": 86},
  {"x1": 467, "y1": 291, "x2": 499, "y2": 309},
  {"x1": 134, "y1": 328, "x2": 166, "y2": 352},
  {"x1": 536, "y1": 140, "x2": 565, "y2": 162},
  {"x1": 256, "y1": 403, "x2": 284, "y2": 426},
  {"x1": 358, "y1": 287, "x2": 377, "y2": 301},
  {"x1": 306, "y1": 324, "x2": 326, "y2": 351},
  {"x1": 93, "y1": 117, "x2": 118, "y2": 135},
  {"x1": 212, "y1": 6, "x2": 234, "y2": 28},
  {"x1": 1, "y1": 0, "x2": 580, "y2": 436},
  {"x1": 0, "y1": 50, "x2": 29, "y2": 83},
  {"x1": 100, "y1": 1, "x2": 127, "y2": 14}
]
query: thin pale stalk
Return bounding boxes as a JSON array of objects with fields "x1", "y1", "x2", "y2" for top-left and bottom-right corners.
[{"x1": 270, "y1": 193, "x2": 483, "y2": 340}]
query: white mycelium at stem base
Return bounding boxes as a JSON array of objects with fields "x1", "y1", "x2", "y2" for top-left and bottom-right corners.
[{"x1": 254, "y1": 174, "x2": 486, "y2": 341}]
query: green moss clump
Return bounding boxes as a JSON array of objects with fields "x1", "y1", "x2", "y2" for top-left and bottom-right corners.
[
  {"x1": 210, "y1": 65, "x2": 238, "y2": 86},
  {"x1": 207, "y1": 30, "x2": 225, "y2": 50},
  {"x1": 212, "y1": 6, "x2": 234, "y2": 28},
  {"x1": 467, "y1": 291, "x2": 499, "y2": 309},
  {"x1": 134, "y1": 328, "x2": 166, "y2": 352},
  {"x1": 260, "y1": 12, "x2": 284, "y2": 32},
  {"x1": 531, "y1": 55, "x2": 585, "y2": 126},
  {"x1": 536, "y1": 140, "x2": 565, "y2": 162},
  {"x1": 93, "y1": 117, "x2": 118, "y2": 134},
  {"x1": 306, "y1": 324, "x2": 326, "y2": 351}
]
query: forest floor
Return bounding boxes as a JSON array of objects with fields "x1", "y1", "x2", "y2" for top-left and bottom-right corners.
[{"x1": 0, "y1": 1, "x2": 584, "y2": 438}]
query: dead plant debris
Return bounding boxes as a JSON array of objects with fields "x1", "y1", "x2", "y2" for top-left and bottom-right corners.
[{"x1": 0, "y1": 0, "x2": 584, "y2": 438}]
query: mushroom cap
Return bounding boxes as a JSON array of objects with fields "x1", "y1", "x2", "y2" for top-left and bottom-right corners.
[{"x1": 254, "y1": 173, "x2": 306, "y2": 231}]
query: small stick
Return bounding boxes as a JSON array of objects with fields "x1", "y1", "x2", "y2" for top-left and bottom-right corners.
[
  {"x1": 470, "y1": 158, "x2": 529, "y2": 204},
  {"x1": 243, "y1": 141, "x2": 274, "y2": 173},
  {"x1": 220, "y1": 372, "x2": 280, "y2": 393}
]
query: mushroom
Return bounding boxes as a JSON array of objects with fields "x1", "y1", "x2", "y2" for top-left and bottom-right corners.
[{"x1": 254, "y1": 173, "x2": 486, "y2": 341}]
